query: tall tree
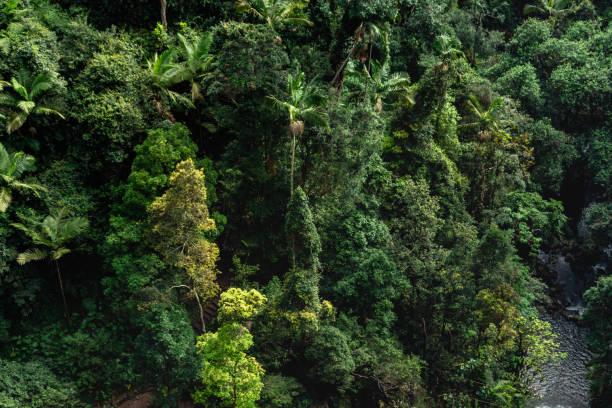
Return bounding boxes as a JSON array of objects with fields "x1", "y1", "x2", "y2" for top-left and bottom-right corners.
[
  {"x1": 0, "y1": 142, "x2": 45, "y2": 212},
  {"x1": 0, "y1": 71, "x2": 64, "y2": 134},
  {"x1": 282, "y1": 187, "x2": 322, "y2": 320},
  {"x1": 169, "y1": 33, "x2": 215, "y2": 103},
  {"x1": 267, "y1": 71, "x2": 328, "y2": 194},
  {"x1": 160, "y1": 0, "x2": 168, "y2": 30},
  {"x1": 148, "y1": 158, "x2": 219, "y2": 331},
  {"x1": 11, "y1": 208, "x2": 88, "y2": 328},
  {"x1": 193, "y1": 288, "x2": 266, "y2": 408}
]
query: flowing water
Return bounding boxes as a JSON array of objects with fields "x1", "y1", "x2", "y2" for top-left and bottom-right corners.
[
  {"x1": 528, "y1": 254, "x2": 592, "y2": 408},
  {"x1": 527, "y1": 313, "x2": 591, "y2": 408}
]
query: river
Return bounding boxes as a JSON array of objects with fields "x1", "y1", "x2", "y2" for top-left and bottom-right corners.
[
  {"x1": 527, "y1": 254, "x2": 592, "y2": 408},
  {"x1": 527, "y1": 313, "x2": 591, "y2": 408}
]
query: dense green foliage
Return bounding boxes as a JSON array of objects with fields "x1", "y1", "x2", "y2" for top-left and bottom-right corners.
[{"x1": 0, "y1": 0, "x2": 610, "y2": 407}]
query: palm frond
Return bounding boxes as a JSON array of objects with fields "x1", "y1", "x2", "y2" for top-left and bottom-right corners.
[
  {"x1": 165, "y1": 66, "x2": 194, "y2": 85},
  {"x1": 6, "y1": 111, "x2": 27, "y2": 134},
  {"x1": 235, "y1": 0, "x2": 265, "y2": 20},
  {"x1": 59, "y1": 215, "x2": 89, "y2": 242},
  {"x1": 16, "y1": 248, "x2": 49, "y2": 265},
  {"x1": 0, "y1": 93, "x2": 17, "y2": 107},
  {"x1": 16, "y1": 100, "x2": 35, "y2": 114},
  {"x1": 300, "y1": 106, "x2": 329, "y2": 131},
  {"x1": 10, "y1": 77, "x2": 28, "y2": 100},
  {"x1": 9, "y1": 180, "x2": 46, "y2": 195},
  {"x1": 194, "y1": 32, "x2": 213, "y2": 57},
  {"x1": 468, "y1": 94, "x2": 484, "y2": 114},
  {"x1": 52, "y1": 247, "x2": 72, "y2": 260},
  {"x1": 383, "y1": 73, "x2": 411, "y2": 94},
  {"x1": 177, "y1": 34, "x2": 194, "y2": 62},
  {"x1": 8, "y1": 151, "x2": 34, "y2": 179},
  {"x1": 0, "y1": 188, "x2": 11, "y2": 213},
  {"x1": 523, "y1": 4, "x2": 542, "y2": 14},
  {"x1": 556, "y1": 0, "x2": 573, "y2": 9},
  {"x1": 33, "y1": 106, "x2": 65, "y2": 119},
  {"x1": 282, "y1": 17, "x2": 313, "y2": 26},
  {"x1": 266, "y1": 95, "x2": 290, "y2": 113},
  {"x1": 0, "y1": 143, "x2": 10, "y2": 174},
  {"x1": 488, "y1": 97, "x2": 505, "y2": 112},
  {"x1": 166, "y1": 90, "x2": 196, "y2": 109},
  {"x1": 29, "y1": 73, "x2": 54, "y2": 100},
  {"x1": 10, "y1": 222, "x2": 38, "y2": 240},
  {"x1": 149, "y1": 50, "x2": 179, "y2": 90}
]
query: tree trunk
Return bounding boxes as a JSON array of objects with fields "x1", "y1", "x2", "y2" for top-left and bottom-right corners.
[
  {"x1": 290, "y1": 132, "x2": 296, "y2": 196},
  {"x1": 160, "y1": 0, "x2": 168, "y2": 30},
  {"x1": 193, "y1": 289, "x2": 206, "y2": 333},
  {"x1": 55, "y1": 260, "x2": 70, "y2": 330}
]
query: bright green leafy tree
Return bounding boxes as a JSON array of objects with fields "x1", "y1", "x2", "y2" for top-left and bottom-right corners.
[
  {"x1": 194, "y1": 288, "x2": 266, "y2": 408},
  {"x1": 148, "y1": 158, "x2": 220, "y2": 331}
]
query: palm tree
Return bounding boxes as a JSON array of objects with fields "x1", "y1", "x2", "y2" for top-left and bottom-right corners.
[
  {"x1": 0, "y1": 142, "x2": 45, "y2": 212},
  {"x1": 433, "y1": 34, "x2": 465, "y2": 75},
  {"x1": 167, "y1": 33, "x2": 215, "y2": 103},
  {"x1": 147, "y1": 49, "x2": 194, "y2": 121},
  {"x1": 462, "y1": 95, "x2": 512, "y2": 142},
  {"x1": 0, "y1": 71, "x2": 65, "y2": 134},
  {"x1": 346, "y1": 59, "x2": 414, "y2": 112},
  {"x1": 523, "y1": 0, "x2": 586, "y2": 19},
  {"x1": 148, "y1": 49, "x2": 178, "y2": 93},
  {"x1": 235, "y1": 0, "x2": 312, "y2": 32},
  {"x1": 267, "y1": 71, "x2": 329, "y2": 194},
  {"x1": 12, "y1": 207, "x2": 88, "y2": 328},
  {"x1": 332, "y1": 21, "x2": 385, "y2": 94}
]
